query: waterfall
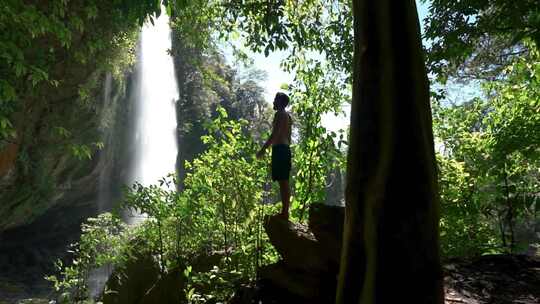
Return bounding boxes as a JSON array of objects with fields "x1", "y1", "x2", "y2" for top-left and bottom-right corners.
[
  {"x1": 97, "y1": 73, "x2": 113, "y2": 214},
  {"x1": 88, "y1": 72, "x2": 114, "y2": 301},
  {"x1": 131, "y1": 14, "x2": 179, "y2": 189},
  {"x1": 88, "y1": 13, "x2": 178, "y2": 299}
]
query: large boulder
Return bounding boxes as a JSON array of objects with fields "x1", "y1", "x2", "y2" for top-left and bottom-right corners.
[
  {"x1": 139, "y1": 268, "x2": 186, "y2": 304},
  {"x1": 101, "y1": 248, "x2": 224, "y2": 304},
  {"x1": 190, "y1": 250, "x2": 225, "y2": 273},
  {"x1": 102, "y1": 250, "x2": 160, "y2": 304},
  {"x1": 258, "y1": 205, "x2": 345, "y2": 303},
  {"x1": 258, "y1": 261, "x2": 327, "y2": 301},
  {"x1": 308, "y1": 204, "x2": 345, "y2": 242},
  {"x1": 263, "y1": 204, "x2": 346, "y2": 274},
  {"x1": 263, "y1": 214, "x2": 330, "y2": 273},
  {"x1": 308, "y1": 204, "x2": 345, "y2": 267}
]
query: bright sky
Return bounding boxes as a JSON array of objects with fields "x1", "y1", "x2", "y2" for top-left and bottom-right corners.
[{"x1": 222, "y1": 1, "x2": 433, "y2": 133}]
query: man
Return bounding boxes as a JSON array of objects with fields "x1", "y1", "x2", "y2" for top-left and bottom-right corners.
[{"x1": 256, "y1": 92, "x2": 292, "y2": 219}]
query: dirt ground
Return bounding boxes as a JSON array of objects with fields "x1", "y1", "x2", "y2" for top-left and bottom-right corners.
[{"x1": 443, "y1": 254, "x2": 539, "y2": 304}]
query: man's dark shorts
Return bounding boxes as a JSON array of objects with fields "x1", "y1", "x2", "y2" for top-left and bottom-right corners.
[{"x1": 271, "y1": 144, "x2": 291, "y2": 181}]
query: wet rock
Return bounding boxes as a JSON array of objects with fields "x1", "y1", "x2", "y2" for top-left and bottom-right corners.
[{"x1": 228, "y1": 283, "x2": 260, "y2": 304}]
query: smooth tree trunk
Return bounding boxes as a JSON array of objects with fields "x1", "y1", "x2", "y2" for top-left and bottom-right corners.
[{"x1": 336, "y1": 1, "x2": 444, "y2": 303}]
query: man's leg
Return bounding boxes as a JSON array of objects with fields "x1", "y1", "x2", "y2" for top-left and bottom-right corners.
[{"x1": 278, "y1": 180, "x2": 290, "y2": 219}]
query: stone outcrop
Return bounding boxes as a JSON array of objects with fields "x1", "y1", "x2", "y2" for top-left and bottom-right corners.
[
  {"x1": 101, "y1": 251, "x2": 188, "y2": 304},
  {"x1": 257, "y1": 204, "x2": 345, "y2": 304},
  {"x1": 264, "y1": 216, "x2": 330, "y2": 273},
  {"x1": 100, "y1": 249, "x2": 225, "y2": 304}
]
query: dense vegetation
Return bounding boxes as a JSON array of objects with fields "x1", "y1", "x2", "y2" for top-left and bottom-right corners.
[
  {"x1": 1, "y1": 0, "x2": 538, "y2": 303},
  {"x1": 424, "y1": 1, "x2": 540, "y2": 256},
  {"x1": 1, "y1": 1, "x2": 132, "y2": 229},
  {"x1": 434, "y1": 48, "x2": 540, "y2": 256},
  {"x1": 170, "y1": 37, "x2": 272, "y2": 185}
]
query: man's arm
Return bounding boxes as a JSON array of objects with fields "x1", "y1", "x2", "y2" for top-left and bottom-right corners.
[{"x1": 257, "y1": 112, "x2": 286, "y2": 158}]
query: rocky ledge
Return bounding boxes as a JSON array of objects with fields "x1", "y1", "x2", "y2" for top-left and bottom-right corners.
[
  {"x1": 240, "y1": 204, "x2": 539, "y2": 304},
  {"x1": 253, "y1": 204, "x2": 344, "y2": 304}
]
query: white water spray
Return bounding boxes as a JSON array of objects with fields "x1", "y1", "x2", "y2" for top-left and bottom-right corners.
[{"x1": 131, "y1": 14, "x2": 179, "y2": 189}]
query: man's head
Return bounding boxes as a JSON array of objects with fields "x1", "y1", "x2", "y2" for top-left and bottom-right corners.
[{"x1": 273, "y1": 92, "x2": 290, "y2": 110}]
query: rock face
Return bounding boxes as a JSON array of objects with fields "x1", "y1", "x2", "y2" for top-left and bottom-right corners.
[
  {"x1": 258, "y1": 204, "x2": 345, "y2": 304},
  {"x1": 0, "y1": 68, "x2": 135, "y2": 233},
  {"x1": 0, "y1": 71, "x2": 137, "y2": 302}
]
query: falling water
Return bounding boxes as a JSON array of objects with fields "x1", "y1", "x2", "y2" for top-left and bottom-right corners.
[
  {"x1": 131, "y1": 14, "x2": 179, "y2": 190},
  {"x1": 97, "y1": 73, "x2": 113, "y2": 214},
  {"x1": 88, "y1": 13, "x2": 178, "y2": 299}
]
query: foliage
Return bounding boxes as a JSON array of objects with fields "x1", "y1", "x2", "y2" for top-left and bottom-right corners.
[
  {"x1": 422, "y1": 0, "x2": 540, "y2": 82},
  {"x1": 0, "y1": 0, "x2": 194, "y2": 231},
  {"x1": 436, "y1": 154, "x2": 499, "y2": 256},
  {"x1": 218, "y1": 0, "x2": 353, "y2": 76},
  {"x1": 434, "y1": 46, "x2": 540, "y2": 256},
  {"x1": 183, "y1": 265, "x2": 244, "y2": 304},
  {"x1": 121, "y1": 108, "x2": 278, "y2": 299},
  {"x1": 170, "y1": 23, "x2": 272, "y2": 184},
  {"x1": 45, "y1": 213, "x2": 129, "y2": 303},
  {"x1": 0, "y1": 0, "x2": 156, "y2": 143},
  {"x1": 288, "y1": 59, "x2": 349, "y2": 220},
  {"x1": 169, "y1": 0, "x2": 222, "y2": 52},
  {"x1": 49, "y1": 109, "x2": 278, "y2": 301}
]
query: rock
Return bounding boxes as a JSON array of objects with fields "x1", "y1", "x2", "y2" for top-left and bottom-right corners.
[
  {"x1": 263, "y1": 214, "x2": 330, "y2": 273},
  {"x1": 102, "y1": 249, "x2": 160, "y2": 304},
  {"x1": 258, "y1": 261, "x2": 324, "y2": 301},
  {"x1": 139, "y1": 268, "x2": 186, "y2": 304},
  {"x1": 257, "y1": 209, "x2": 345, "y2": 303},
  {"x1": 308, "y1": 204, "x2": 345, "y2": 266},
  {"x1": 190, "y1": 251, "x2": 224, "y2": 273},
  {"x1": 0, "y1": 70, "x2": 135, "y2": 300},
  {"x1": 228, "y1": 283, "x2": 259, "y2": 304},
  {"x1": 100, "y1": 245, "x2": 229, "y2": 304},
  {"x1": 308, "y1": 204, "x2": 344, "y2": 241}
]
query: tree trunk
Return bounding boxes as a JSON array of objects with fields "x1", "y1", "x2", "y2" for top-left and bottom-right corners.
[{"x1": 336, "y1": 1, "x2": 444, "y2": 303}]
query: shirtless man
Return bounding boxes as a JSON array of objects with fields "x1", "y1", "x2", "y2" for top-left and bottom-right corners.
[{"x1": 256, "y1": 92, "x2": 292, "y2": 219}]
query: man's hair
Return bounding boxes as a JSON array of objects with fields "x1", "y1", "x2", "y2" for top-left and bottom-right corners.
[{"x1": 275, "y1": 92, "x2": 290, "y2": 107}]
